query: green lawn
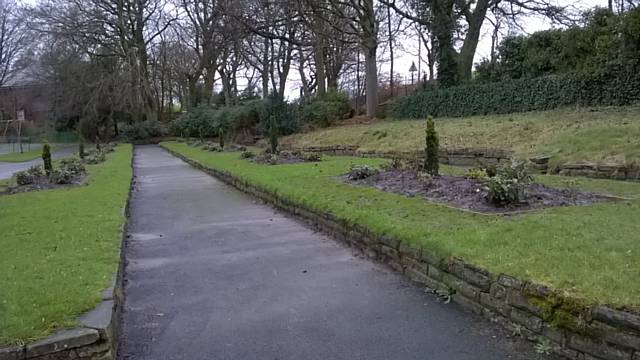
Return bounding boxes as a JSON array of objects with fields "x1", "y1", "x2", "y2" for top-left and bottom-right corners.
[
  {"x1": 282, "y1": 106, "x2": 640, "y2": 167},
  {"x1": 163, "y1": 141, "x2": 640, "y2": 309},
  {"x1": 0, "y1": 145, "x2": 132, "y2": 345},
  {"x1": 0, "y1": 145, "x2": 67, "y2": 163}
]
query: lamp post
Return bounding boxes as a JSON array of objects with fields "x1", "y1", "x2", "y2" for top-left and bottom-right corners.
[{"x1": 409, "y1": 61, "x2": 417, "y2": 87}]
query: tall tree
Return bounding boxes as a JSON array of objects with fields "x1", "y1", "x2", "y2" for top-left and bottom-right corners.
[{"x1": 0, "y1": 0, "x2": 29, "y2": 87}]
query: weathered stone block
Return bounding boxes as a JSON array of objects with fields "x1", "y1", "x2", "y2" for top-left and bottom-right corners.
[
  {"x1": 442, "y1": 273, "x2": 480, "y2": 300},
  {"x1": 398, "y1": 243, "x2": 421, "y2": 260},
  {"x1": 380, "y1": 245, "x2": 400, "y2": 262},
  {"x1": 427, "y1": 265, "x2": 443, "y2": 281},
  {"x1": 406, "y1": 267, "x2": 431, "y2": 286},
  {"x1": 402, "y1": 257, "x2": 428, "y2": 274},
  {"x1": 79, "y1": 301, "x2": 114, "y2": 341},
  {"x1": 568, "y1": 334, "x2": 632, "y2": 360},
  {"x1": 26, "y1": 328, "x2": 99, "y2": 358},
  {"x1": 0, "y1": 345, "x2": 24, "y2": 360},
  {"x1": 452, "y1": 294, "x2": 483, "y2": 315},
  {"x1": 506, "y1": 289, "x2": 544, "y2": 317},
  {"x1": 588, "y1": 321, "x2": 640, "y2": 351},
  {"x1": 448, "y1": 260, "x2": 492, "y2": 292},
  {"x1": 510, "y1": 307, "x2": 543, "y2": 333},
  {"x1": 592, "y1": 307, "x2": 640, "y2": 333},
  {"x1": 419, "y1": 248, "x2": 441, "y2": 266},
  {"x1": 489, "y1": 283, "x2": 507, "y2": 300},
  {"x1": 378, "y1": 235, "x2": 400, "y2": 249},
  {"x1": 498, "y1": 274, "x2": 523, "y2": 289},
  {"x1": 542, "y1": 323, "x2": 566, "y2": 345},
  {"x1": 479, "y1": 292, "x2": 511, "y2": 318}
]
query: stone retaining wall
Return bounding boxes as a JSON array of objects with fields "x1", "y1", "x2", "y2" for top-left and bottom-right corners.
[
  {"x1": 0, "y1": 151, "x2": 134, "y2": 360},
  {"x1": 285, "y1": 145, "x2": 511, "y2": 167},
  {"x1": 164, "y1": 145, "x2": 640, "y2": 360},
  {"x1": 286, "y1": 145, "x2": 640, "y2": 181}
]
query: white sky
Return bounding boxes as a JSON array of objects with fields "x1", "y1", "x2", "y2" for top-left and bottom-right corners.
[{"x1": 380, "y1": 0, "x2": 603, "y2": 86}]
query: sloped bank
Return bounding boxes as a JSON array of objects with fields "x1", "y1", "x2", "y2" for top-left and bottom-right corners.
[
  {"x1": 0, "y1": 146, "x2": 134, "y2": 360},
  {"x1": 162, "y1": 143, "x2": 640, "y2": 360}
]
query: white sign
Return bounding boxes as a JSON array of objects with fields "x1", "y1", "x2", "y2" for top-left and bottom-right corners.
[{"x1": 17, "y1": 110, "x2": 25, "y2": 122}]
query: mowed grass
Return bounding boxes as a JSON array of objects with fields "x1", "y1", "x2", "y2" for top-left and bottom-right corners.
[
  {"x1": 0, "y1": 145, "x2": 132, "y2": 345},
  {"x1": 0, "y1": 145, "x2": 64, "y2": 163},
  {"x1": 281, "y1": 106, "x2": 640, "y2": 167},
  {"x1": 163, "y1": 141, "x2": 640, "y2": 308}
]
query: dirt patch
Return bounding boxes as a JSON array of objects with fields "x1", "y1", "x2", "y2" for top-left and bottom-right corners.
[
  {"x1": 343, "y1": 169, "x2": 610, "y2": 214},
  {"x1": 2, "y1": 175, "x2": 87, "y2": 195}
]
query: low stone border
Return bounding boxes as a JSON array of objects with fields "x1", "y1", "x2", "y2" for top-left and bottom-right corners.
[
  {"x1": 0, "y1": 150, "x2": 135, "y2": 360},
  {"x1": 284, "y1": 145, "x2": 511, "y2": 167},
  {"x1": 163, "y1": 144, "x2": 640, "y2": 360},
  {"x1": 285, "y1": 145, "x2": 640, "y2": 181}
]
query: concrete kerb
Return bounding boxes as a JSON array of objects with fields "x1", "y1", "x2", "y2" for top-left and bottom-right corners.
[{"x1": 162, "y1": 144, "x2": 640, "y2": 360}]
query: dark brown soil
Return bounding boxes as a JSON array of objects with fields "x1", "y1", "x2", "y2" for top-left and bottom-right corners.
[
  {"x1": 344, "y1": 169, "x2": 610, "y2": 214},
  {"x1": 2, "y1": 175, "x2": 87, "y2": 195}
]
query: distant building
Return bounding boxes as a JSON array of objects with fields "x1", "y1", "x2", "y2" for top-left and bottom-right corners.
[{"x1": 0, "y1": 84, "x2": 50, "y2": 125}]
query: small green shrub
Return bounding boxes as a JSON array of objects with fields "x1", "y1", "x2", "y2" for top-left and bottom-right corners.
[
  {"x1": 348, "y1": 165, "x2": 379, "y2": 180},
  {"x1": 300, "y1": 91, "x2": 352, "y2": 128},
  {"x1": 303, "y1": 153, "x2": 321, "y2": 162},
  {"x1": 424, "y1": 117, "x2": 439, "y2": 176},
  {"x1": 240, "y1": 150, "x2": 256, "y2": 159},
  {"x1": 14, "y1": 166, "x2": 46, "y2": 185},
  {"x1": 49, "y1": 169, "x2": 76, "y2": 184},
  {"x1": 467, "y1": 168, "x2": 488, "y2": 181},
  {"x1": 42, "y1": 143, "x2": 53, "y2": 175},
  {"x1": 122, "y1": 120, "x2": 166, "y2": 141},
  {"x1": 486, "y1": 160, "x2": 533, "y2": 206},
  {"x1": 59, "y1": 158, "x2": 86, "y2": 175},
  {"x1": 84, "y1": 150, "x2": 106, "y2": 164}
]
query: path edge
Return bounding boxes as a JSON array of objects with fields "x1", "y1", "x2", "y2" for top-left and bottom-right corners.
[
  {"x1": 161, "y1": 144, "x2": 640, "y2": 360},
  {"x1": 0, "y1": 145, "x2": 135, "y2": 360}
]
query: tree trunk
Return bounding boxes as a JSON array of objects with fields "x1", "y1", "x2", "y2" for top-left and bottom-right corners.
[
  {"x1": 364, "y1": 46, "x2": 378, "y2": 118},
  {"x1": 313, "y1": 41, "x2": 326, "y2": 95},
  {"x1": 458, "y1": 0, "x2": 490, "y2": 82}
]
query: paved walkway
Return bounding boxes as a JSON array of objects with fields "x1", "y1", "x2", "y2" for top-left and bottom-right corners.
[
  {"x1": 118, "y1": 145, "x2": 545, "y2": 360},
  {"x1": 0, "y1": 147, "x2": 76, "y2": 179}
]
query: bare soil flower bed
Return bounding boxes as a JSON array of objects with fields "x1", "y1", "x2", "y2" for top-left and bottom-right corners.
[
  {"x1": 344, "y1": 169, "x2": 610, "y2": 214},
  {"x1": 4, "y1": 175, "x2": 87, "y2": 195}
]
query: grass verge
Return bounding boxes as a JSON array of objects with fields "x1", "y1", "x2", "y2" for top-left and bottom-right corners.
[
  {"x1": 163, "y1": 141, "x2": 640, "y2": 309},
  {"x1": 282, "y1": 106, "x2": 640, "y2": 167},
  {"x1": 0, "y1": 145, "x2": 64, "y2": 163},
  {"x1": 0, "y1": 145, "x2": 132, "y2": 345}
]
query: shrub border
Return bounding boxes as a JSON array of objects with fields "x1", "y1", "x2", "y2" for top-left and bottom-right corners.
[
  {"x1": 0, "y1": 148, "x2": 134, "y2": 360},
  {"x1": 162, "y1": 144, "x2": 640, "y2": 360}
]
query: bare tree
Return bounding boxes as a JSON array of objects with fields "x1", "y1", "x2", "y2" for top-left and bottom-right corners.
[{"x1": 0, "y1": 0, "x2": 29, "y2": 87}]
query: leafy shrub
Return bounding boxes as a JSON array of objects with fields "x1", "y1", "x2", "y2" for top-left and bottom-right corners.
[
  {"x1": 85, "y1": 150, "x2": 106, "y2": 164},
  {"x1": 42, "y1": 143, "x2": 53, "y2": 175},
  {"x1": 394, "y1": 69, "x2": 640, "y2": 119},
  {"x1": 486, "y1": 160, "x2": 533, "y2": 206},
  {"x1": 300, "y1": 91, "x2": 352, "y2": 128},
  {"x1": 424, "y1": 117, "x2": 439, "y2": 176},
  {"x1": 49, "y1": 169, "x2": 76, "y2": 184},
  {"x1": 348, "y1": 165, "x2": 379, "y2": 180},
  {"x1": 381, "y1": 158, "x2": 404, "y2": 171},
  {"x1": 240, "y1": 150, "x2": 256, "y2": 159},
  {"x1": 122, "y1": 120, "x2": 166, "y2": 141},
  {"x1": 15, "y1": 166, "x2": 46, "y2": 185},
  {"x1": 467, "y1": 168, "x2": 488, "y2": 181},
  {"x1": 303, "y1": 153, "x2": 321, "y2": 162},
  {"x1": 59, "y1": 158, "x2": 86, "y2": 175}
]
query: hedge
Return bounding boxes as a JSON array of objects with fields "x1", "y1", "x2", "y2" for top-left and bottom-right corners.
[{"x1": 393, "y1": 70, "x2": 640, "y2": 119}]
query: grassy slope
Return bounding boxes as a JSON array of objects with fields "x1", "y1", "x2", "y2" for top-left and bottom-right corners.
[
  {"x1": 164, "y1": 141, "x2": 640, "y2": 308},
  {"x1": 0, "y1": 145, "x2": 63, "y2": 163},
  {"x1": 0, "y1": 145, "x2": 132, "y2": 345},
  {"x1": 281, "y1": 106, "x2": 640, "y2": 167}
]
